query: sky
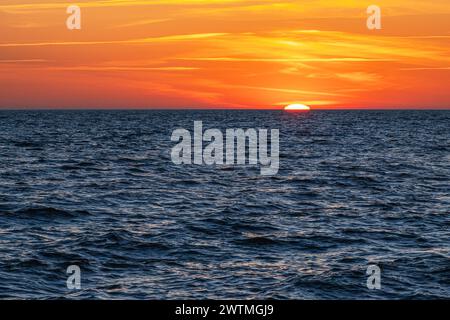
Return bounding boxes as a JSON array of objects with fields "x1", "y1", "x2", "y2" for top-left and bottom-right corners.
[{"x1": 0, "y1": 0, "x2": 449, "y2": 109}]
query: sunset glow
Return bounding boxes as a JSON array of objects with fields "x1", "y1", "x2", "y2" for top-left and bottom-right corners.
[
  {"x1": 284, "y1": 104, "x2": 311, "y2": 111},
  {"x1": 1, "y1": 1, "x2": 450, "y2": 109}
]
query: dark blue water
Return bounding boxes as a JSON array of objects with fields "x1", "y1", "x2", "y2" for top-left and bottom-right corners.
[{"x1": 0, "y1": 110, "x2": 449, "y2": 299}]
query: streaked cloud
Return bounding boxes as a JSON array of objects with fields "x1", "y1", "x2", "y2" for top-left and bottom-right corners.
[{"x1": 0, "y1": 59, "x2": 47, "y2": 63}]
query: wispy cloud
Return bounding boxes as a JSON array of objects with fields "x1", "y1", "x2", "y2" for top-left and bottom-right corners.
[
  {"x1": 113, "y1": 18, "x2": 173, "y2": 28},
  {"x1": 0, "y1": 59, "x2": 47, "y2": 63},
  {"x1": 401, "y1": 67, "x2": 450, "y2": 70},
  {"x1": 0, "y1": 33, "x2": 228, "y2": 47},
  {"x1": 41, "y1": 66, "x2": 199, "y2": 71}
]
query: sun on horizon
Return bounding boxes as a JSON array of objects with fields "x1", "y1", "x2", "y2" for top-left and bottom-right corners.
[{"x1": 284, "y1": 104, "x2": 311, "y2": 111}]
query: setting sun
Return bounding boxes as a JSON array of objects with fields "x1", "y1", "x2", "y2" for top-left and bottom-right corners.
[{"x1": 284, "y1": 104, "x2": 311, "y2": 111}]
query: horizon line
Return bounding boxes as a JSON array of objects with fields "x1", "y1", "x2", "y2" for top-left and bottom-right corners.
[{"x1": 1, "y1": 107, "x2": 450, "y2": 111}]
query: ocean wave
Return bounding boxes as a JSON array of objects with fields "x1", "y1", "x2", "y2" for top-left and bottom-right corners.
[{"x1": 0, "y1": 110, "x2": 448, "y2": 299}]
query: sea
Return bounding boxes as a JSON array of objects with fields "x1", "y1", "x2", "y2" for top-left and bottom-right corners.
[{"x1": 0, "y1": 110, "x2": 448, "y2": 299}]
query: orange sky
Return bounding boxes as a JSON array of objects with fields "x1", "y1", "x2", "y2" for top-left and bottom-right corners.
[{"x1": 1, "y1": 0, "x2": 450, "y2": 109}]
